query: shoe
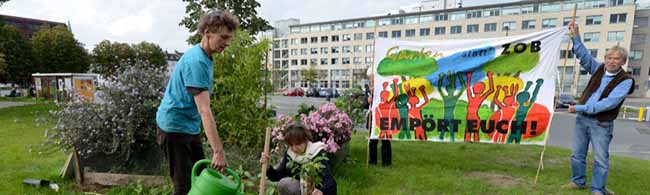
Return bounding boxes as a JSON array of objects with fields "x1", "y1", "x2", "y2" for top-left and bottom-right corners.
[
  {"x1": 604, "y1": 188, "x2": 615, "y2": 195},
  {"x1": 562, "y1": 182, "x2": 584, "y2": 190}
]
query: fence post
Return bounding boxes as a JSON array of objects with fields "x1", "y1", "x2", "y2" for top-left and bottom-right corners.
[{"x1": 639, "y1": 106, "x2": 645, "y2": 122}]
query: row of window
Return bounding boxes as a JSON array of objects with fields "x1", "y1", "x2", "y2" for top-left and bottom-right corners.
[
  {"x1": 289, "y1": 0, "x2": 633, "y2": 34},
  {"x1": 285, "y1": 45, "x2": 374, "y2": 56},
  {"x1": 559, "y1": 49, "x2": 643, "y2": 60},
  {"x1": 295, "y1": 80, "x2": 352, "y2": 89},
  {"x1": 281, "y1": 57, "x2": 374, "y2": 66},
  {"x1": 278, "y1": 14, "x2": 628, "y2": 48}
]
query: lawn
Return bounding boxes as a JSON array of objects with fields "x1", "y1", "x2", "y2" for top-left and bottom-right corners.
[{"x1": 2, "y1": 103, "x2": 650, "y2": 194}]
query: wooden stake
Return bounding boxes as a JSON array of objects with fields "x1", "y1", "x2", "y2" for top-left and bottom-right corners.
[
  {"x1": 259, "y1": 127, "x2": 272, "y2": 195},
  {"x1": 536, "y1": 3, "x2": 577, "y2": 185}
]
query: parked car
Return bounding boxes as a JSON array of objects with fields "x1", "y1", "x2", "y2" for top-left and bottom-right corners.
[
  {"x1": 556, "y1": 94, "x2": 576, "y2": 108},
  {"x1": 283, "y1": 88, "x2": 304, "y2": 96},
  {"x1": 318, "y1": 88, "x2": 340, "y2": 98},
  {"x1": 305, "y1": 87, "x2": 320, "y2": 97}
]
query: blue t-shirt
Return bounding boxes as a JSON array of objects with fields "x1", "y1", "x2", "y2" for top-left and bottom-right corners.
[{"x1": 156, "y1": 44, "x2": 213, "y2": 135}]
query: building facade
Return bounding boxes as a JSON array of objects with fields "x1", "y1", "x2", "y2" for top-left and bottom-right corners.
[
  {"x1": 270, "y1": 0, "x2": 648, "y2": 97},
  {"x1": 0, "y1": 14, "x2": 68, "y2": 40}
]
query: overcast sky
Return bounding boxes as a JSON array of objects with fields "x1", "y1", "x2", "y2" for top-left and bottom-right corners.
[{"x1": 1, "y1": 0, "x2": 648, "y2": 53}]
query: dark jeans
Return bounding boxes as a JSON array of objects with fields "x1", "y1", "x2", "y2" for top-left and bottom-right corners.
[
  {"x1": 158, "y1": 129, "x2": 206, "y2": 195},
  {"x1": 368, "y1": 139, "x2": 392, "y2": 166}
]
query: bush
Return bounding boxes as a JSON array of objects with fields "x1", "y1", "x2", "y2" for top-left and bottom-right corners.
[
  {"x1": 45, "y1": 64, "x2": 166, "y2": 173},
  {"x1": 272, "y1": 103, "x2": 352, "y2": 153},
  {"x1": 335, "y1": 88, "x2": 366, "y2": 132}
]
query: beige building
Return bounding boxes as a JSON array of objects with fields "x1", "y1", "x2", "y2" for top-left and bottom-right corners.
[{"x1": 270, "y1": 0, "x2": 648, "y2": 97}]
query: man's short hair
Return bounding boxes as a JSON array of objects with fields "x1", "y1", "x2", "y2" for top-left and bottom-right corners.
[
  {"x1": 605, "y1": 45, "x2": 628, "y2": 63},
  {"x1": 198, "y1": 9, "x2": 240, "y2": 34}
]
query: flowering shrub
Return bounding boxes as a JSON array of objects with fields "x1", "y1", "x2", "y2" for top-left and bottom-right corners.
[
  {"x1": 272, "y1": 103, "x2": 352, "y2": 153},
  {"x1": 45, "y1": 64, "x2": 166, "y2": 169}
]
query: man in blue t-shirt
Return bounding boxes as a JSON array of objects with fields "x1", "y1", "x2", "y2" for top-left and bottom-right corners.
[{"x1": 156, "y1": 9, "x2": 239, "y2": 195}]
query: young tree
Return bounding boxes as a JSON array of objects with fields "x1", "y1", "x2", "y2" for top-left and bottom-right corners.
[
  {"x1": 31, "y1": 25, "x2": 90, "y2": 73},
  {"x1": 179, "y1": 0, "x2": 272, "y2": 44}
]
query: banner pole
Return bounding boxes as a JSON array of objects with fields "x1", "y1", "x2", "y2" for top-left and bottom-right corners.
[
  {"x1": 536, "y1": 3, "x2": 577, "y2": 184},
  {"x1": 367, "y1": 19, "x2": 379, "y2": 169}
]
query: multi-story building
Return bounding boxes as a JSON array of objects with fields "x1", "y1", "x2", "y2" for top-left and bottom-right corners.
[
  {"x1": 631, "y1": 8, "x2": 650, "y2": 97},
  {"x1": 0, "y1": 14, "x2": 68, "y2": 40},
  {"x1": 270, "y1": 0, "x2": 649, "y2": 97}
]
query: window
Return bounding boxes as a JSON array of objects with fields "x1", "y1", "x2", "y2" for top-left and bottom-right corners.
[
  {"x1": 522, "y1": 20, "x2": 536, "y2": 30},
  {"x1": 290, "y1": 49, "x2": 297, "y2": 55},
  {"x1": 449, "y1": 11, "x2": 466, "y2": 20},
  {"x1": 366, "y1": 32, "x2": 375, "y2": 40},
  {"x1": 467, "y1": 24, "x2": 479, "y2": 33},
  {"x1": 365, "y1": 57, "x2": 374, "y2": 64},
  {"x1": 632, "y1": 68, "x2": 641, "y2": 76},
  {"x1": 584, "y1": 32, "x2": 600, "y2": 42},
  {"x1": 311, "y1": 37, "x2": 318, "y2": 43},
  {"x1": 484, "y1": 23, "x2": 497, "y2": 32},
  {"x1": 502, "y1": 6, "x2": 521, "y2": 15},
  {"x1": 630, "y1": 50, "x2": 643, "y2": 61},
  {"x1": 405, "y1": 16, "x2": 418, "y2": 24},
  {"x1": 342, "y1": 34, "x2": 351, "y2": 41},
  {"x1": 366, "y1": 45, "x2": 373, "y2": 53},
  {"x1": 632, "y1": 34, "x2": 647, "y2": 44},
  {"x1": 331, "y1": 47, "x2": 340, "y2": 53},
  {"x1": 584, "y1": 0, "x2": 608, "y2": 8},
  {"x1": 354, "y1": 33, "x2": 363, "y2": 40},
  {"x1": 342, "y1": 57, "x2": 350, "y2": 64},
  {"x1": 420, "y1": 15, "x2": 433, "y2": 23},
  {"x1": 321, "y1": 47, "x2": 329, "y2": 54},
  {"x1": 435, "y1": 14, "x2": 448, "y2": 21},
  {"x1": 321, "y1": 58, "x2": 328, "y2": 65},
  {"x1": 353, "y1": 57, "x2": 362, "y2": 64},
  {"x1": 343, "y1": 46, "x2": 351, "y2": 53},
  {"x1": 332, "y1": 35, "x2": 340, "y2": 42},
  {"x1": 354, "y1": 45, "x2": 362, "y2": 53},
  {"x1": 610, "y1": 0, "x2": 624, "y2": 6},
  {"x1": 405, "y1": 29, "x2": 416, "y2": 37},
  {"x1": 467, "y1": 10, "x2": 482, "y2": 19},
  {"x1": 321, "y1": 36, "x2": 328, "y2": 43},
  {"x1": 434, "y1": 27, "x2": 446, "y2": 35},
  {"x1": 542, "y1": 18, "x2": 557, "y2": 28},
  {"x1": 391, "y1": 30, "x2": 401, "y2": 38},
  {"x1": 586, "y1": 15, "x2": 603, "y2": 25},
  {"x1": 420, "y1": 28, "x2": 430, "y2": 36},
  {"x1": 331, "y1": 58, "x2": 339, "y2": 65},
  {"x1": 563, "y1": 17, "x2": 580, "y2": 26},
  {"x1": 610, "y1": 13, "x2": 627, "y2": 24},
  {"x1": 560, "y1": 50, "x2": 575, "y2": 59},
  {"x1": 521, "y1": 5, "x2": 538, "y2": 14},
  {"x1": 311, "y1": 48, "x2": 318, "y2": 54},
  {"x1": 290, "y1": 39, "x2": 297, "y2": 45},
  {"x1": 503, "y1": 21, "x2": 516, "y2": 31},
  {"x1": 291, "y1": 60, "x2": 298, "y2": 66},
  {"x1": 391, "y1": 17, "x2": 404, "y2": 25},
  {"x1": 378, "y1": 18, "x2": 391, "y2": 26},
  {"x1": 589, "y1": 49, "x2": 598, "y2": 58},
  {"x1": 310, "y1": 58, "x2": 318, "y2": 65},
  {"x1": 300, "y1": 38, "x2": 308, "y2": 44},
  {"x1": 451, "y1": 26, "x2": 462, "y2": 34},
  {"x1": 300, "y1": 59, "x2": 308, "y2": 65},
  {"x1": 607, "y1": 31, "x2": 624, "y2": 41},
  {"x1": 378, "y1": 31, "x2": 388, "y2": 38},
  {"x1": 541, "y1": 2, "x2": 561, "y2": 13},
  {"x1": 300, "y1": 48, "x2": 308, "y2": 55},
  {"x1": 635, "y1": 17, "x2": 649, "y2": 27}
]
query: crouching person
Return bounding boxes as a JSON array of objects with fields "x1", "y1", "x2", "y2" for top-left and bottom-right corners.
[{"x1": 260, "y1": 123, "x2": 337, "y2": 195}]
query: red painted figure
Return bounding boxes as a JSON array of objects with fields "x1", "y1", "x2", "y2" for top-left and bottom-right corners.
[
  {"x1": 465, "y1": 71, "x2": 494, "y2": 143},
  {"x1": 374, "y1": 79, "x2": 399, "y2": 139},
  {"x1": 406, "y1": 84, "x2": 430, "y2": 140},
  {"x1": 491, "y1": 83, "x2": 519, "y2": 143}
]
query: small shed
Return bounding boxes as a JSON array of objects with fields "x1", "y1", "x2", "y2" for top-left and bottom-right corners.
[{"x1": 31, "y1": 73, "x2": 99, "y2": 101}]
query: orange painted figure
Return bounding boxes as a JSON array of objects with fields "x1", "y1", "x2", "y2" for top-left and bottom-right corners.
[
  {"x1": 405, "y1": 84, "x2": 430, "y2": 140},
  {"x1": 374, "y1": 79, "x2": 399, "y2": 139},
  {"x1": 465, "y1": 71, "x2": 494, "y2": 143}
]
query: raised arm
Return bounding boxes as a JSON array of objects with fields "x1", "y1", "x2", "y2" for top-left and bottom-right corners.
[
  {"x1": 529, "y1": 79, "x2": 544, "y2": 105},
  {"x1": 569, "y1": 21, "x2": 601, "y2": 74},
  {"x1": 480, "y1": 72, "x2": 495, "y2": 99}
]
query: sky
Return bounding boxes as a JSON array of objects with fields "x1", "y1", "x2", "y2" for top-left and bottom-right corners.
[{"x1": 1, "y1": 0, "x2": 648, "y2": 53}]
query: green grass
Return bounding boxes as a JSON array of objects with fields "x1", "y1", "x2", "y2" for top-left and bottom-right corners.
[{"x1": 2, "y1": 103, "x2": 650, "y2": 194}]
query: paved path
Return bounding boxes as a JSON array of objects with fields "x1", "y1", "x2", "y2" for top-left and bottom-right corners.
[{"x1": 0, "y1": 101, "x2": 35, "y2": 109}]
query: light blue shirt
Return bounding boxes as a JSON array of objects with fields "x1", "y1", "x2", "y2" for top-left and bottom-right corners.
[
  {"x1": 156, "y1": 44, "x2": 213, "y2": 134},
  {"x1": 571, "y1": 36, "x2": 632, "y2": 115}
]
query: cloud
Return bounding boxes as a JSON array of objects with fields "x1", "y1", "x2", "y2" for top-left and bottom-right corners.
[{"x1": 108, "y1": 8, "x2": 154, "y2": 37}]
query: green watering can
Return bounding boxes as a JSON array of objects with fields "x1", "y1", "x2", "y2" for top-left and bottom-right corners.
[{"x1": 188, "y1": 159, "x2": 242, "y2": 195}]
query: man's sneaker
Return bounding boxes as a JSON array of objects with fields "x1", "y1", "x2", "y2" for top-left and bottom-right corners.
[{"x1": 562, "y1": 182, "x2": 584, "y2": 190}]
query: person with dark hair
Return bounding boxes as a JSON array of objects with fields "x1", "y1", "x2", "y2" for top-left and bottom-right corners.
[
  {"x1": 366, "y1": 67, "x2": 392, "y2": 166},
  {"x1": 260, "y1": 123, "x2": 337, "y2": 195},
  {"x1": 155, "y1": 9, "x2": 239, "y2": 195}
]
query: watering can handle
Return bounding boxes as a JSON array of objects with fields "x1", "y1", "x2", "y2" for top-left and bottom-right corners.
[
  {"x1": 191, "y1": 159, "x2": 242, "y2": 192},
  {"x1": 191, "y1": 159, "x2": 211, "y2": 185}
]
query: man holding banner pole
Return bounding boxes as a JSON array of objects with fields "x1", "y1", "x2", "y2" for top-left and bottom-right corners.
[{"x1": 564, "y1": 20, "x2": 634, "y2": 195}]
